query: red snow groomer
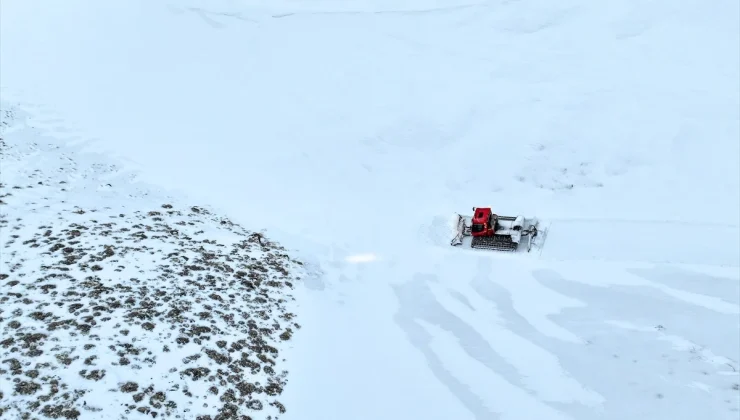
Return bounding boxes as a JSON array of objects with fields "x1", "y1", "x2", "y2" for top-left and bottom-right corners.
[{"x1": 450, "y1": 207, "x2": 539, "y2": 252}]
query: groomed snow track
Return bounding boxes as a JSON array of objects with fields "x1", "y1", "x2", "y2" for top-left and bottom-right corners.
[{"x1": 447, "y1": 214, "x2": 739, "y2": 266}]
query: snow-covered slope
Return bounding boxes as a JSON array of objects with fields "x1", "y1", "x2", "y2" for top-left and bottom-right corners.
[
  {"x1": 0, "y1": 106, "x2": 305, "y2": 419},
  {"x1": 1, "y1": 0, "x2": 738, "y2": 419}
]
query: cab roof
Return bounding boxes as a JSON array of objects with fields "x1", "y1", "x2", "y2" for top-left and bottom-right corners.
[{"x1": 472, "y1": 207, "x2": 492, "y2": 223}]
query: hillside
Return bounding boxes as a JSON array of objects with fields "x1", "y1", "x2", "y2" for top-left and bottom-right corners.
[
  {"x1": 1, "y1": 0, "x2": 738, "y2": 419},
  {"x1": 0, "y1": 105, "x2": 305, "y2": 419}
]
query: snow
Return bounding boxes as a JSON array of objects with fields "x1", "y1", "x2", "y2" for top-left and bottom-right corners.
[
  {"x1": 1, "y1": 0, "x2": 739, "y2": 419},
  {"x1": 540, "y1": 219, "x2": 740, "y2": 266}
]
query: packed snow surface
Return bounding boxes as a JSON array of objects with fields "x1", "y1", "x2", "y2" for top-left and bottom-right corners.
[{"x1": 1, "y1": 0, "x2": 739, "y2": 419}]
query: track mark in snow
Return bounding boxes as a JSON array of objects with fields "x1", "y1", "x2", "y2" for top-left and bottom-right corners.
[
  {"x1": 486, "y1": 266, "x2": 586, "y2": 343},
  {"x1": 394, "y1": 268, "x2": 603, "y2": 418},
  {"x1": 417, "y1": 321, "x2": 575, "y2": 420},
  {"x1": 441, "y1": 275, "x2": 604, "y2": 406},
  {"x1": 169, "y1": 5, "x2": 263, "y2": 26},
  {"x1": 188, "y1": 7, "x2": 228, "y2": 28},
  {"x1": 549, "y1": 264, "x2": 740, "y2": 316},
  {"x1": 174, "y1": 1, "x2": 488, "y2": 25},
  {"x1": 628, "y1": 266, "x2": 740, "y2": 305},
  {"x1": 649, "y1": 285, "x2": 740, "y2": 316},
  {"x1": 531, "y1": 269, "x2": 740, "y2": 418},
  {"x1": 606, "y1": 321, "x2": 740, "y2": 372},
  {"x1": 448, "y1": 289, "x2": 475, "y2": 311},
  {"x1": 394, "y1": 273, "x2": 520, "y2": 420},
  {"x1": 272, "y1": 2, "x2": 489, "y2": 19},
  {"x1": 493, "y1": 4, "x2": 581, "y2": 35}
]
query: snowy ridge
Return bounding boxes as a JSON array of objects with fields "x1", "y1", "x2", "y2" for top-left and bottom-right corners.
[{"x1": 0, "y1": 104, "x2": 306, "y2": 419}]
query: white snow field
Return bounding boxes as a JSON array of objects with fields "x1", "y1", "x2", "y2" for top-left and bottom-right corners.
[{"x1": 2, "y1": 0, "x2": 739, "y2": 419}]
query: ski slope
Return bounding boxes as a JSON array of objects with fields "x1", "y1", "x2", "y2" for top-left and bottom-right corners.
[{"x1": 2, "y1": 0, "x2": 739, "y2": 419}]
